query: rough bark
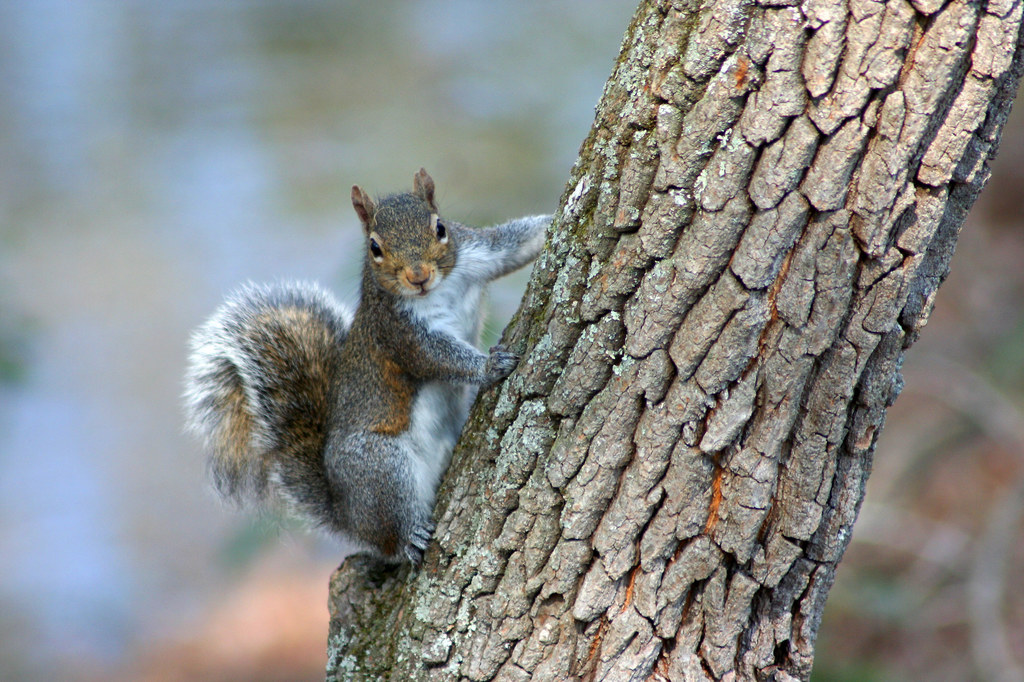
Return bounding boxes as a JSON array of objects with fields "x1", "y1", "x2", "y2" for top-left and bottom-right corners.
[{"x1": 326, "y1": 0, "x2": 1024, "y2": 680}]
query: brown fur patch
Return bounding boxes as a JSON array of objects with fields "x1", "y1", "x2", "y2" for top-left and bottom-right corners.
[
  {"x1": 247, "y1": 305, "x2": 342, "y2": 458},
  {"x1": 371, "y1": 355, "x2": 414, "y2": 435},
  {"x1": 216, "y1": 382, "x2": 255, "y2": 464},
  {"x1": 377, "y1": 521, "x2": 400, "y2": 557},
  {"x1": 263, "y1": 306, "x2": 335, "y2": 350}
]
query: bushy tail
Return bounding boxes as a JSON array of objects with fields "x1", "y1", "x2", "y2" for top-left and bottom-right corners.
[{"x1": 184, "y1": 281, "x2": 352, "y2": 522}]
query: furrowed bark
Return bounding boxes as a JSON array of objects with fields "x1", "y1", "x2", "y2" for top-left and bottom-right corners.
[{"x1": 327, "y1": 0, "x2": 1024, "y2": 679}]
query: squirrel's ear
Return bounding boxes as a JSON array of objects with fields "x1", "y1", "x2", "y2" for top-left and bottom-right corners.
[
  {"x1": 412, "y1": 168, "x2": 437, "y2": 212},
  {"x1": 351, "y1": 185, "x2": 376, "y2": 231}
]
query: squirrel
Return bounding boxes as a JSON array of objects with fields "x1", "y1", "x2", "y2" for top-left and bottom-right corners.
[{"x1": 184, "y1": 169, "x2": 550, "y2": 563}]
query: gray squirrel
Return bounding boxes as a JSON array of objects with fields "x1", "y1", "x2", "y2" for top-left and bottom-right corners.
[{"x1": 184, "y1": 169, "x2": 549, "y2": 563}]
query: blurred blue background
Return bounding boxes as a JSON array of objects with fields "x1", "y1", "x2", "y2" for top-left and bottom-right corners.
[
  {"x1": 1, "y1": 2, "x2": 1023, "y2": 681},
  {"x1": 0, "y1": 2, "x2": 633, "y2": 679}
]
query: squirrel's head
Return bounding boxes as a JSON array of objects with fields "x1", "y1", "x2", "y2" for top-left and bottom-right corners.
[{"x1": 351, "y1": 168, "x2": 456, "y2": 298}]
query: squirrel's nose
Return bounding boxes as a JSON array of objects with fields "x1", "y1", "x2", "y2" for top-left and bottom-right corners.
[{"x1": 406, "y1": 266, "x2": 433, "y2": 287}]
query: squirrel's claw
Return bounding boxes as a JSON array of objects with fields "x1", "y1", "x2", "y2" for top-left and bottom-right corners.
[
  {"x1": 484, "y1": 344, "x2": 519, "y2": 384},
  {"x1": 403, "y1": 519, "x2": 435, "y2": 564}
]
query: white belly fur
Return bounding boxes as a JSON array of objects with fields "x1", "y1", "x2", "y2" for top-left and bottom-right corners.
[
  {"x1": 400, "y1": 265, "x2": 486, "y2": 508},
  {"x1": 402, "y1": 382, "x2": 467, "y2": 507}
]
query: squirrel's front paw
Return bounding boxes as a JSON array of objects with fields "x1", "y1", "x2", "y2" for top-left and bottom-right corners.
[{"x1": 484, "y1": 344, "x2": 519, "y2": 384}]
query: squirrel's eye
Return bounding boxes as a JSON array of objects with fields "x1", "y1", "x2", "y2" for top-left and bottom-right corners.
[
  {"x1": 369, "y1": 238, "x2": 383, "y2": 259},
  {"x1": 436, "y1": 220, "x2": 447, "y2": 241}
]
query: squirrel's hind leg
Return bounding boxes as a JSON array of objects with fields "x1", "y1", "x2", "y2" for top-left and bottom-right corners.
[{"x1": 325, "y1": 433, "x2": 436, "y2": 564}]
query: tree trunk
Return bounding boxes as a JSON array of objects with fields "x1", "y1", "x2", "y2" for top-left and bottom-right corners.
[{"x1": 326, "y1": 0, "x2": 1024, "y2": 679}]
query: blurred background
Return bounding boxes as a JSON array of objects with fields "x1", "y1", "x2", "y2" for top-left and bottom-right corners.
[{"x1": 0, "y1": 2, "x2": 1021, "y2": 681}]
